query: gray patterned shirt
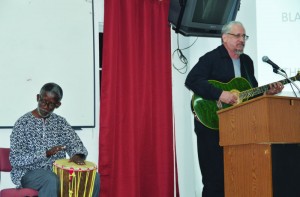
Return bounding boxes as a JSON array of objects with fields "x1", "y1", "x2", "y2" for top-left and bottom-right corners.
[{"x1": 9, "y1": 112, "x2": 88, "y2": 186}]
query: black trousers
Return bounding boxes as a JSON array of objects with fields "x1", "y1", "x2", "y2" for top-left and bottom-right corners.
[
  {"x1": 194, "y1": 119, "x2": 224, "y2": 197},
  {"x1": 272, "y1": 144, "x2": 300, "y2": 197}
]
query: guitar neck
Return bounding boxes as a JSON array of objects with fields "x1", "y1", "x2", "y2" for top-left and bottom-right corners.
[{"x1": 240, "y1": 75, "x2": 298, "y2": 99}]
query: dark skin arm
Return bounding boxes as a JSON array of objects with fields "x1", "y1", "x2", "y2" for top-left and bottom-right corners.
[
  {"x1": 46, "y1": 145, "x2": 66, "y2": 157},
  {"x1": 69, "y1": 154, "x2": 85, "y2": 165},
  {"x1": 46, "y1": 146, "x2": 85, "y2": 165}
]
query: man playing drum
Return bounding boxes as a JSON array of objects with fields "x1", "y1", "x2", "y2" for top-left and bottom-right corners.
[{"x1": 9, "y1": 82, "x2": 100, "y2": 197}]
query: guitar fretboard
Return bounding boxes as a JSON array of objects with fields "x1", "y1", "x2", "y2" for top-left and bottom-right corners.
[{"x1": 239, "y1": 76, "x2": 298, "y2": 100}]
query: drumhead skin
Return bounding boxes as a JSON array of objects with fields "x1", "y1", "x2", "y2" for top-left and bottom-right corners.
[{"x1": 53, "y1": 159, "x2": 97, "y2": 171}]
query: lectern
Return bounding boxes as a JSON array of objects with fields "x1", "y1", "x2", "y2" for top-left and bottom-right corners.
[{"x1": 218, "y1": 95, "x2": 300, "y2": 197}]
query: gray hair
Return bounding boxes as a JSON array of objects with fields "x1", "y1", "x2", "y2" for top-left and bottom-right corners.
[
  {"x1": 221, "y1": 21, "x2": 244, "y2": 35},
  {"x1": 40, "y1": 82, "x2": 63, "y2": 101}
]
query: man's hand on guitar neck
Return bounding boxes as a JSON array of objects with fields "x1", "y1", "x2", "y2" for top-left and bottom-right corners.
[
  {"x1": 219, "y1": 91, "x2": 238, "y2": 105},
  {"x1": 265, "y1": 82, "x2": 284, "y2": 95}
]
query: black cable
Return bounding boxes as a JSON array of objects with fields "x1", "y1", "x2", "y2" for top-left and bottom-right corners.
[{"x1": 172, "y1": 34, "x2": 198, "y2": 74}]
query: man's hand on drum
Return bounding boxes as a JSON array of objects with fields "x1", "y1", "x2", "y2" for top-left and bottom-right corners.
[
  {"x1": 70, "y1": 154, "x2": 85, "y2": 165},
  {"x1": 46, "y1": 145, "x2": 66, "y2": 158}
]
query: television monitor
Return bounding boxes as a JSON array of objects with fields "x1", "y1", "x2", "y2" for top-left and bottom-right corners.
[{"x1": 168, "y1": 0, "x2": 241, "y2": 37}]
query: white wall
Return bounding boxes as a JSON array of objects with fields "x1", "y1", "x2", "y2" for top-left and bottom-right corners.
[
  {"x1": 172, "y1": 0, "x2": 257, "y2": 196},
  {"x1": 256, "y1": 0, "x2": 300, "y2": 97},
  {"x1": 0, "y1": 0, "x2": 103, "y2": 190},
  {"x1": 0, "y1": 0, "x2": 95, "y2": 127}
]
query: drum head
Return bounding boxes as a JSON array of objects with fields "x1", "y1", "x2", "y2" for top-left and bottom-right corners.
[{"x1": 53, "y1": 159, "x2": 97, "y2": 171}]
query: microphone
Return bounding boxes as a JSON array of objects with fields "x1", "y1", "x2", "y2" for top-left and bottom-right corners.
[
  {"x1": 262, "y1": 56, "x2": 286, "y2": 73},
  {"x1": 262, "y1": 56, "x2": 300, "y2": 96}
]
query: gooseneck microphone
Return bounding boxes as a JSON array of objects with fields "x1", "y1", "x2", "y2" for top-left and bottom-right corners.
[
  {"x1": 262, "y1": 56, "x2": 300, "y2": 96},
  {"x1": 262, "y1": 56, "x2": 286, "y2": 73}
]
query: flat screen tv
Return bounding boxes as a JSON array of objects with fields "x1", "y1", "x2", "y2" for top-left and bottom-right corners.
[{"x1": 168, "y1": 0, "x2": 241, "y2": 37}]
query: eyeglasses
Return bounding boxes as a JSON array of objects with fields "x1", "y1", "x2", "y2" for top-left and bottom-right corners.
[
  {"x1": 227, "y1": 33, "x2": 249, "y2": 40},
  {"x1": 39, "y1": 98, "x2": 59, "y2": 108}
]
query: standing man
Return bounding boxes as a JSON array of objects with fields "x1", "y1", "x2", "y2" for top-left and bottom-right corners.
[
  {"x1": 10, "y1": 82, "x2": 100, "y2": 197},
  {"x1": 185, "y1": 21, "x2": 283, "y2": 196}
]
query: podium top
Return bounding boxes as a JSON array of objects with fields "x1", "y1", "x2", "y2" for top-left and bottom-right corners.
[{"x1": 218, "y1": 95, "x2": 300, "y2": 146}]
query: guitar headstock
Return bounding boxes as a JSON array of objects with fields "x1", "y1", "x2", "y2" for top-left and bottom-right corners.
[{"x1": 296, "y1": 71, "x2": 300, "y2": 81}]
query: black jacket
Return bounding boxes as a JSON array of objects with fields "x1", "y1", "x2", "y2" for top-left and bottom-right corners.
[{"x1": 185, "y1": 44, "x2": 258, "y2": 100}]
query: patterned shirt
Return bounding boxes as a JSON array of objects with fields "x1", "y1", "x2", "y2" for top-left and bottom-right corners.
[{"x1": 9, "y1": 112, "x2": 88, "y2": 186}]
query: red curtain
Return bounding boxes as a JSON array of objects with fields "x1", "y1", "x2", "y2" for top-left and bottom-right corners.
[{"x1": 99, "y1": 0, "x2": 174, "y2": 196}]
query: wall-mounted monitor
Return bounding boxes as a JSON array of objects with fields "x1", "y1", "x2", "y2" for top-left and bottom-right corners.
[{"x1": 168, "y1": 0, "x2": 241, "y2": 37}]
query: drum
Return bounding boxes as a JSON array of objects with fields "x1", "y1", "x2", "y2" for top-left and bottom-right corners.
[{"x1": 53, "y1": 159, "x2": 97, "y2": 197}]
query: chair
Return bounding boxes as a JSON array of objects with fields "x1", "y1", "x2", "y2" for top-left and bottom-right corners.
[{"x1": 0, "y1": 148, "x2": 39, "y2": 197}]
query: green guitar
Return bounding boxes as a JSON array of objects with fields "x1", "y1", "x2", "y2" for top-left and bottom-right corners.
[{"x1": 192, "y1": 72, "x2": 300, "y2": 130}]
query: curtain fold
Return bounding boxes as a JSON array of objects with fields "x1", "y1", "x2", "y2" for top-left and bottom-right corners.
[{"x1": 99, "y1": 0, "x2": 174, "y2": 196}]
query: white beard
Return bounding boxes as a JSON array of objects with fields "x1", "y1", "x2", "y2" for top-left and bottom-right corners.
[{"x1": 235, "y1": 49, "x2": 244, "y2": 55}]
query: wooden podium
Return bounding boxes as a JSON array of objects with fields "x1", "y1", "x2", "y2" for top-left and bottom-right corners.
[{"x1": 217, "y1": 95, "x2": 300, "y2": 197}]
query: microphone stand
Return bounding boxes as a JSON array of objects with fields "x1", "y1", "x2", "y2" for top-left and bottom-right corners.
[{"x1": 273, "y1": 68, "x2": 300, "y2": 97}]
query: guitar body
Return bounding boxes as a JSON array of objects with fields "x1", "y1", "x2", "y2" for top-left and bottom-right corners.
[{"x1": 192, "y1": 77, "x2": 252, "y2": 130}]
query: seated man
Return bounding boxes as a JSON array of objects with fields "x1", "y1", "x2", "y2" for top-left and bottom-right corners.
[{"x1": 9, "y1": 82, "x2": 100, "y2": 197}]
